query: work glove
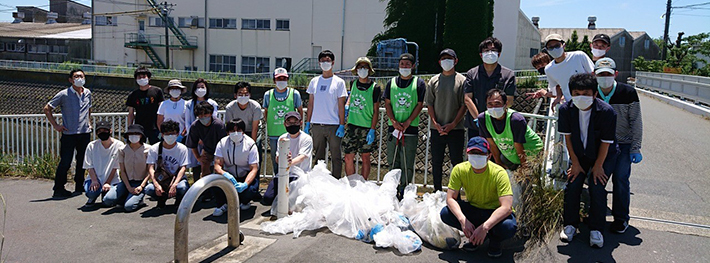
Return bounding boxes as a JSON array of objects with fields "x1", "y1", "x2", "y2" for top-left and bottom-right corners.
[
  {"x1": 630, "y1": 153, "x2": 643, "y2": 164},
  {"x1": 235, "y1": 182, "x2": 248, "y2": 193},
  {"x1": 344, "y1": 105, "x2": 350, "y2": 120},
  {"x1": 304, "y1": 122, "x2": 311, "y2": 134},
  {"x1": 222, "y1": 172, "x2": 238, "y2": 186},
  {"x1": 367, "y1": 129, "x2": 376, "y2": 145},
  {"x1": 336, "y1": 125, "x2": 345, "y2": 138}
]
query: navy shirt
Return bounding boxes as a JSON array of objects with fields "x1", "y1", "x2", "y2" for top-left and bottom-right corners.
[
  {"x1": 463, "y1": 64, "x2": 516, "y2": 129},
  {"x1": 186, "y1": 118, "x2": 227, "y2": 155},
  {"x1": 478, "y1": 111, "x2": 529, "y2": 144},
  {"x1": 558, "y1": 98, "x2": 618, "y2": 160}
]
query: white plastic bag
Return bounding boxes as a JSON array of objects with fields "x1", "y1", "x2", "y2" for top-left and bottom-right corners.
[
  {"x1": 400, "y1": 186, "x2": 461, "y2": 250},
  {"x1": 373, "y1": 224, "x2": 422, "y2": 254}
]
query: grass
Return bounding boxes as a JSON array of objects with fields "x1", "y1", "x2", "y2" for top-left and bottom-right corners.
[
  {"x1": 0, "y1": 193, "x2": 5, "y2": 262},
  {"x1": 0, "y1": 154, "x2": 59, "y2": 179}
]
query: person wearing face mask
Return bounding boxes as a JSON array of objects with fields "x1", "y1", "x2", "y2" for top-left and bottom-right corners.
[
  {"x1": 439, "y1": 137, "x2": 516, "y2": 258},
  {"x1": 478, "y1": 89, "x2": 542, "y2": 171},
  {"x1": 211, "y1": 119, "x2": 261, "y2": 216},
  {"x1": 145, "y1": 120, "x2": 190, "y2": 208},
  {"x1": 126, "y1": 67, "x2": 163, "y2": 144},
  {"x1": 186, "y1": 102, "x2": 227, "y2": 183},
  {"x1": 157, "y1": 79, "x2": 188, "y2": 142},
  {"x1": 384, "y1": 53, "x2": 427, "y2": 196},
  {"x1": 305, "y1": 50, "x2": 348, "y2": 178},
  {"x1": 184, "y1": 79, "x2": 220, "y2": 180},
  {"x1": 342, "y1": 57, "x2": 380, "y2": 180},
  {"x1": 425, "y1": 49, "x2": 467, "y2": 191},
  {"x1": 542, "y1": 34, "x2": 594, "y2": 107},
  {"x1": 593, "y1": 58, "x2": 643, "y2": 234},
  {"x1": 463, "y1": 37, "x2": 516, "y2": 138},
  {"x1": 262, "y1": 112, "x2": 312, "y2": 207},
  {"x1": 525, "y1": 53, "x2": 564, "y2": 102},
  {"x1": 103, "y1": 124, "x2": 150, "y2": 212},
  {"x1": 590, "y1": 34, "x2": 611, "y2": 62},
  {"x1": 557, "y1": 73, "x2": 618, "y2": 248},
  {"x1": 44, "y1": 69, "x2": 93, "y2": 197},
  {"x1": 263, "y1": 68, "x2": 303, "y2": 176},
  {"x1": 81, "y1": 120, "x2": 125, "y2": 207}
]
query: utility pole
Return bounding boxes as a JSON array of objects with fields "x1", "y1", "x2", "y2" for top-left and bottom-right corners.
[
  {"x1": 161, "y1": 2, "x2": 174, "y2": 69},
  {"x1": 662, "y1": 0, "x2": 672, "y2": 60}
]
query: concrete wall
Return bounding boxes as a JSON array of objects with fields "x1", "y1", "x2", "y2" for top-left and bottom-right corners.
[
  {"x1": 492, "y1": 0, "x2": 520, "y2": 70},
  {"x1": 515, "y1": 9, "x2": 540, "y2": 70}
]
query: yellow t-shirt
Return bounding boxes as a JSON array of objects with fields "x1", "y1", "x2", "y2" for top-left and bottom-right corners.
[{"x1": 448, "y1": 161, "x2": 513, "y2": 210}]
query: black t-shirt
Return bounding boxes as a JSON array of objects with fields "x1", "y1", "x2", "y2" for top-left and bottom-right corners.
[
  {"x1": 126, "y1": 86, "x2": 164, "y2": 130},
  {"x1": 351, "y1": 80, "x2": 382, "y2": 103},
  {"x1": 384, "y1": 76, "x2": 427, "y2": 135},
  {"x1": 477, "y1": 111, "x2": 529, "y2": 144}
]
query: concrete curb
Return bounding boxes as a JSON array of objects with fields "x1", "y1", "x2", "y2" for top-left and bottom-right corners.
[{"x1": 636, "y1": 88, "x2": 710, "y2": 119}]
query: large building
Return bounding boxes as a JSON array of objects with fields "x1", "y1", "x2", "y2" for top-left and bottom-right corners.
[
  {"x1": 0, "y1": 22, "x2": 91, "y2": 63},
  {"x1": 493, "y1": 0, "x2": 541, "y2": 71}
]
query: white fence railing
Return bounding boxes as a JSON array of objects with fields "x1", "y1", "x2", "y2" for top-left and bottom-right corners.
[
  {"x1": 0, "y1": 107, "x2": 562, "y2": 188},
  {"x1": 636, "y1": 71, "x2": 710, "y2": 105}
]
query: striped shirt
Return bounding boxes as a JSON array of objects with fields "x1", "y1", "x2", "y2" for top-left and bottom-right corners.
[
  {"x1": 47, "y1": 87, "x2": 92, "y2": 135},
  {"x1": 598, "y1": 82, "x2": 643, "y2": 153}
]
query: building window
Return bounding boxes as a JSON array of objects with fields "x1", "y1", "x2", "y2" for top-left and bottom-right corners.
[
  {"x1": 619, "y1": 36, "x2": 626, "y2": 47},
  {"x1": 5, "y1": 43, "x2": 25, "y2": 52},
  {"x1": 275, "y1": 57, "x2": 292, "y2": 71},
  {"x1": 276, "y1": 19, "x2": 289, "y2": 31},
  {"x1": 28, "y1": 44, "x2": 49, "y2": 54},
  {"x1": 529, "y1": 48, "x2": 539, "y2": 58},
  {"x1": 150, "y1": 16, "x2": 175, "y2": 27},
  {"x1": 179, "y1": 17, "x2": 205, "y2": 28},
  {"x1": 644, "y1": 39, "x2": 650, "y2": 50},
  {"x1": 95, "y1": 16, "x2": 117, "y2": 26},
  {"x1": 0, "y1": 43, "x2": 4, "y2": 51},
  {"x1": 242, "y1": 19, "x2": 270, "y2": 30},
  {"x1": 209, "y1": 18, "x2": 237, "y2": 29},
  {"x1": 209, "y1": 55, "x2": 237, "y2": 73},
  {"x1": 50, "y1": 45, "x2": 68, "y2": 54},
  {"x1": 241, "y1": 56, "x2": 270, "y2": 73}
]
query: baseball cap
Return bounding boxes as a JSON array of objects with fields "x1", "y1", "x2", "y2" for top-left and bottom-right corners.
[
  {"x1": 544, "y1": 34, "x2": 565, "y2": 46},
  {"x1": 594, "y1": 57, "x2": 616, "y2": 74},
  {"x1": 592, "y1": 34, "x2": 610, "y2": 44},
  {"x1": 284, "y1": 111, "x2": 301, "y2": 121},
  {"x1": 274, "y1": 67, "x2": 289, "y2": 78},
  {"x1": 439, "y1": 48, "x2": 457, "y2": 59},
  {"x1": 399, "y1": 53, "x2": 415, "y2": 63},
  {"x1": 351, "y1": 57, "x2": 375, "y2": 76},
  {"x1": 96, "y1": 120, "x2": 112, "y2": 131},
  {"x1": 466, "y1": 137, "x2": 490, "y2": 154}
]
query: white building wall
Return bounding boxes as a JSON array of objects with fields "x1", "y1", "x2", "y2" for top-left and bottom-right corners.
[
  {"x1": 492, "y1": 0, "x2": 520, "y2": 70},
  {"x1": 515, "y1": 9, "x2": 540, "y2": 70}
]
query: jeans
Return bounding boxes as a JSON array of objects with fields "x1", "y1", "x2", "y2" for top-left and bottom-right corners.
[
  {"x1": 268, "y1": 136, "x2": 279, "y2": 176},
  {"x1": 563, "y1": 153, "x2": 618, "y2": 231},
  {"x1": 430, "y1": 129, "x2": 465, "y2": 191},
  {"x1": 440, "y1": 200, "x2": 517, "y2": 246},
  {"x1": 145, "y1": 178, "x2": 189, "y2": 204},
  {"x1": 386, "y1": 135, "x2": 418, "y2": 194},
  {"x1": 611, "y1": 144, "x2": 632, "y2": 222},
  {"x1": 311, "y1": 124, "x2": 343, "y2": 178},
  {"x1": 83, "y1": 178, "x2": 108, "y2": 203},
  {"x1": 54, "y1": 133, "x2": 91, "y2": 192},
  {"x1": 262, "y1": 176, "x2": 298, "y2": 206},
  {"x1": 103, "y1": 180, "x2": 146, "y2": 212},
  {"x1": 215, "y1": 177, "x2": 261, "y2": 206}
]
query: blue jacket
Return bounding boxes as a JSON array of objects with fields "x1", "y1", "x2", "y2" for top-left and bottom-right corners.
[{"x1": 558, "y1": 98, "x2": 619, "y2": 161}]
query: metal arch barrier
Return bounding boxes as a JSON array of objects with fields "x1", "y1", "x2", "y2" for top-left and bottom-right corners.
[{"x1": 174, "y1": 174, "x2": 241, "y2": 263}]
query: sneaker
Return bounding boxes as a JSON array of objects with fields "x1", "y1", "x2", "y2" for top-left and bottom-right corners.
[
  {"x1": 610, "y1": 220, "x2": 629, "y2": 234},
  {"x1": 83, "y1": 198, "x2": 97, "y2": 207},
  {"x1": 53, "y1": 189, "x2": 72, "y2": 198},
  {"x1": 560, "y1": 225, "x2": 576, "y2": 242},
  {"x1": 487, "y1": 243, "x2": 503, "y2": 258},
  {"x1": 240, "y1": 202, "x2": 252, "y2": 210},
  {"x1": 157, "y1": 199, "x2": 167, "y2": 209},
  {"x1": 212, "y1": 204, "x2": 227, "y2": 217},
  {"x1": 461, "y1": 242, "x2": 479, "y2": 252},
  {"x1": 590, "y1": 230, "x2": 604, "y2": 248}
]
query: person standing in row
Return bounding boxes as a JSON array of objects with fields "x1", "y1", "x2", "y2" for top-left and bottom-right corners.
[
  {"x1": 225, "y1": 81, "x2": 264, "y2": 174},
  {"x1": 157, "y1": 79, "x2": 188, "y2": 142},
  {"x1": 426, "y1": 49, "x2": 467, "y2": 191},
  {"x1": 541, "y1": 34, "x2": 594, "y2": 106},
  {"x1": 127, "y1": 67, "x2": 163, "y2": 144},
  {"x1": 590, "y1": 34, "x2": 611, "y2": 63},
  {"x1": 305, "y1": 50, "x2": 348, "y2": 178},
  {"x1": 263, "y1": 68, "x2": 303, "y2": 175},
  {"x1": 184, "y1": 79, "x2": 220, "y2": 179},
  {"x1": 343, "y1": 57, "x2": 380, "y2": 179}
]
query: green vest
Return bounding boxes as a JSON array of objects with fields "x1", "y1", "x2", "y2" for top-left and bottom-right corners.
[
  {"x1": 388, "y1": 76, "x2": 420, "y2": 126},
  {"x1": 347, "y1": 80, "x2": 375, "y2": 128},
  {"x1": 484, "y1": 109, "x2": 543, "y2": 164},
  {"x1": 266, "y1": 88, "x2": 295, "y2": 137}
]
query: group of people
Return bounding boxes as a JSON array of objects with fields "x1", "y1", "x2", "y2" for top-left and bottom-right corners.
[{"x1": 43, "y1": 34, "x2": 643, "y2": 257}]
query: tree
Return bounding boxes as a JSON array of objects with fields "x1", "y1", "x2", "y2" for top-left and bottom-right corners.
[
  {"x1": 442, "y1": 0, "x2": 494, "y2": 71},
  {"x1": 564, "y1": 30, "x2": 591, "y2": 58},
  {"x1": 633, "y1": 32, "x2": 710, "y2": 77}
]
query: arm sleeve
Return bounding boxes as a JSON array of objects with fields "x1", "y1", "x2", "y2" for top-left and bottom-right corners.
[
  {"x1": 600, "y1": 107, "x2": 617, "y2": 142},
  {"x1": 125, "y1": 91, "x2": 135, "y2": 108},
  {"x1": 581, "y1": 53, "x2": 594, "y2": 73},
  {"x1": 557, "y1": 105, "x2": 571, "y2": 134},
  {"x1": 416, "y1": 78, "x2": 426, "y2": 102},
  {"x1": 504, "y1": 75, "x2": 517, "y2": 97},
  {"x1": 180, "y1": 147, "x2": 189, "y2": 166},
  {"x1": 248, "y1": 145, "x2": 259, "y2": 165},
  {"x1": 306, "y1": 78, "x2": 317, "y2": 94},
  {"x1": 478, "y1": 113, "x2": 491, "y2": 138},
  {"x1": 546, "y1": 66, "x2": 559, "y2": 96},
  {"x1": 223, "y1": 103, "x2": 233, "y2": 123},
  {"x1": 338, "y1": 79, "x2": 348, "y2": 98},
  {"x1": 447, "y1": 164, "x2": 462, "y2": 190},
  {"x1": 511, "y1": 113, "x2": 529, "y2": 144},
  {"x1": 156, "y1": 89, "x2": 165, "y2": 103},
  {"x1": 157, "y1": 101, "x2": 166, "y2": 115},
  {"x1": 146, "y1": 146, "x2": 157, "y2": 164},
  {"x1": 210, "y1": 100, "x2": 219, "y2": 118},
  {"x1": 496, "y1": 169, "x2": 513, "y2": 197},
  {"x1": 214, "y1": 141, "x2": 224, "y2": 158},
  {"x1": 463, "y1": 70, "x2": 475, "y2": 94},
  {"x1": 118, "y1": 147, "x2": 126, "y2": 164},
  {"x1": 383, "y1": 80, "x2": 392, "y2": 100},
  {"x1": 47, "y1": 91, "x2": 64, "y2": 109},
  {"x1": 82, "y1": 143, "x2": 93, "y2": 169},
  {"x1": 293, "y1": 90, "x2": 303, "y2": 108},
  {"x1": 424, "y1": 77, "x2": 436, "y2": 106},
  {"x1": 253, "y1": 102, "x2": 263, "y2": 120},
  {"x1": 373, "y1": 85, "x2": 382, "y2": 103},
  {"x1": 629, "y1": 99, "x2": 643, "y2": 153},
  {"x1": 299, "y1": 136, "x2": 313, "y2": 157},
  {"x1": 262, "y1": 91, "x2": 270, "y2": 108},
  {"x1": 185, "y1": 126, "x2": 198, "y2": 148}
]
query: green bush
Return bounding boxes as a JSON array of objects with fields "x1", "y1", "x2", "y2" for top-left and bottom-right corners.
[{"x1": 0, "y1": 154, "x2": 59, "y2": 179}]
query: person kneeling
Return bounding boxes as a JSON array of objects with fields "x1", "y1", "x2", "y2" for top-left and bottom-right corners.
[
  {"x1": 212, "y1": 119, "x2": 261, "y2": 216},
  {"x1": 102, "y1": 124, "x2": 151, "y2": 211},
  {"x1": 439, "y1": 137, "x2": 517, "y2": 258},
  {"x1": 145, "y1": 120, "x2": 190, "y2": 208},
  {"x1": 82, "y1": 120, "x2": 125, "y2": 207}
]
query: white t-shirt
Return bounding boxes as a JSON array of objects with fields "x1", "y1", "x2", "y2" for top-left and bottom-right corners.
[
  {"x1": 147, "y1": 142, "x2": 190, "y2": 176},
  {"x1": 578, "y1": 109, "x2": 592, "y2": 149},
  {"x1": 83, "y1": 139, "x2": 125, "y2": 185},
  {"x1": 545, "y1": 51, "x2": 594, "y2": 101},
  {"x1": 276, "y1": 132, "x2": 313, "y2": 173},
  {"x1": 157, "y1": 99, "x2": 187, "y2": 132},
  {"x1": 214, "y1": 135, "x2": 259, "y2": 177},
  {"x1": 307, "y1": 75, "x2": 348, "y2": 125}
]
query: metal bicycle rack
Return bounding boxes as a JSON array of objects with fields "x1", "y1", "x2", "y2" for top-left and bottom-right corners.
[{"x1": 174, "y1": 174, "x2": 242, "y2": 262}]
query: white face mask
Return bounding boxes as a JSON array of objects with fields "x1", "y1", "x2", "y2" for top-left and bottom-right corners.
[
  {"x1": 195, "y1": 88, "x2": 207, "y2": 98},
  {"x1": 320, "y1": 61, "x2": 332, "y2": 72},
  {"x1": 73, "y1": 77, "x2": 85, "y2": 88},
  {"x1": 547, "y1": 46, "x2": 564, "y2": 59},
  {"x1": 591, "y1": 48, "x2": 607, "y2": 57},
  {"x1": 163, "y1": 134, "x2": 177, "y2": 145},
  {"x1": 136, "y1": 78, "x2": 149, "y2": 86},
  {"x1": 487, "y1": 107, "x2": 506, "y2": 119},
  {"x1": 275, "y1": 81, "x2": 288, "y2": 90},
  {"x1": 399, "y1": 68, "x2": 412, "y2": 77},
  {"x1": 440, "y1": 59, "x2": 455, "y2": 71},
  {"x1": 481, "y1": 51, "x2": 499, "y2": 64},
  {"x1": 199, "y1": 116, "x2": 211, "y2": 126},
  {"x1": 597, "y1": 76, "x2": 615, "y2": 88},
  {"x1": 229, "y1": 131, "x2": 243, "y2": 143},
  {"x1": 468, "y1": 154, "x2": 488, "y2": 169},
  {"x1": 572, "y1": 95, "x2": 594, "y2": 110},
  {"x1": 357, "y1": 68, "x2": 370, "y2": 79},
  {"x1": 169, "y1": 89, "x2": 182, "y2": 98},
  {"x1": 128, "y1": 135, "x2": 141, "y2": 144},
  {"x1": 237, "y1": 95, "x2": 250, "y2": 105}
]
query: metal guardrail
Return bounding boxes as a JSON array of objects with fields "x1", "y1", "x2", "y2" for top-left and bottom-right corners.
[
  {"x1": 124, "y1": 33, "x2": 198, "y2": 49},
  {"x1": 636, "y1": 71, "x2": 710, "y2": 105},
  {"x1": 175, "y1": 174, "x2": 241, "y2": 262}
]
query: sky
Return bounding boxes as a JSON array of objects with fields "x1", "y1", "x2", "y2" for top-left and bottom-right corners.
[{"x1": 0, "y1": 0, "x2": 708, "y2": 39}]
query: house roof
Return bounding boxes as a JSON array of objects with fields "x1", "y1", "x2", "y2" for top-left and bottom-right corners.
[
  {"x1": 538, "y1": 28, "x2": 629, "y2": 43},
  {"x1": 0, "y1": 22, "x2": 90, "y2": 39},
  {"x1": 628, "y1": 31, "x2": 650, "y2": 40}
]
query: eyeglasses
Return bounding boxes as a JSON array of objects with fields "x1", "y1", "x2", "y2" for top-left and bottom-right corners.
[{"x1": 546, "y1": 43, "x2": 563, "y2": 50}]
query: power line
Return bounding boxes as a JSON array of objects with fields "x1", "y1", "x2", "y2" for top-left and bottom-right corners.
[{"x1": 673, "y1": 1, "x2": 710, "y2": 8}]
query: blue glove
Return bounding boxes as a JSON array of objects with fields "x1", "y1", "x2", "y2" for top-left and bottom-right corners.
[
  {"x1": 473, "y1": 118, "x2": 479, "y2": 128},
  {"x1": 366, "y1": 129, "x2": 376, "y2": 145},
  {"x1": 235, "y1": 182, "x2": 248, "y2": 193},
  {"x1": 304, "y1": 122, "x2": 311, "y2": 134},
  {"x1": 630, "y1": 153, "x2": 643, "y2": 164},
  {"x1": 336, "y1": 124, "x2": 345, "y2": 138},
  {"x1": 176, "y1": 134, "x2": 184, "y2": 143},
  {"x1": 344, "y1": 105, "x2": 350, "y2": 119},
  {"x1": 222, "y1": 172, "x2": 238, "y2": 186}
]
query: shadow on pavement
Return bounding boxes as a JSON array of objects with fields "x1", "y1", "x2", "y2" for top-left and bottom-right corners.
[
  {"x1": 201, "y1": 205, "x2": 257, "y2": 224},
  {"x1": 30, "y1": 195, "x2": 79, "y2": 202},
  {"x1": 197, "y1": 246, "x2": 236, "y2": 263},
  {"x1": 556, "y1": 224, "x2": 643, "y2": 262}
]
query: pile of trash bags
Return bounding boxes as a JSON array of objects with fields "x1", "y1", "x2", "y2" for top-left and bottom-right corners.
[{"x1": 261, "y1": 161, "x2": 461, "y2": 254}]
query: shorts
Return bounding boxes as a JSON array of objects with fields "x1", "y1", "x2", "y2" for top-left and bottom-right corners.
[{"x1": 342, "y1": 125, "x2": 374, "y2": 154}]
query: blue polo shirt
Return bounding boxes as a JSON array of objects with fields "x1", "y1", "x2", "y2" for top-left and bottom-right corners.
[{"x1": 47, "y1": 86, "x2": 92, "y2": 135}]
